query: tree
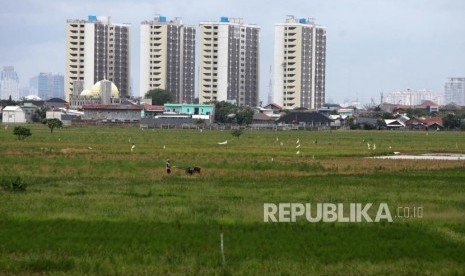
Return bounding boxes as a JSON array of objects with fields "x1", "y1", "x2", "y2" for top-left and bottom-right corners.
[
  {"x1": 376, "y1": 118, "x2": 387, "y2": 130},
  {"x1": 443, "y1": 113, "x2": 460, "y2": 130},
  {"x1": 214, "y1": 101, "x2": 237, "y2": 124},
  {"x1": 383, "y1": 112, "x2": 395, "y2": 119},
  {"x1": 43, "y1": 118, "x2": 63, "y2": 133},
  {"x1": 32, "y1": 107, "x2": 47, "y2": 123},
  {"x1": 145, "y1": 89, "x2": 172, "y2": 105},
  {"x1": 235, "y1": 106, "x2": 254, "y2": 126},
  {"x1": 345, "y1": 117, "x2": 358, "y2": 129},
  {"x1": 6, "y1": 95, "x2": 16, "y2": 106},
  {"x1": 13, "y1": 126, "x2": 32, "y2": 140},
  {"x1": 461, "y1": 121, "x2": 465, "y2": 131},
  {"x1": 214, "y1": 101, "x2": 253, "y2": 125}
]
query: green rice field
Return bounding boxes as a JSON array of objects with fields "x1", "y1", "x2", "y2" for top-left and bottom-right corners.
[{"x1": 1, "y1": 124, "x2": 464, "y2": 274}]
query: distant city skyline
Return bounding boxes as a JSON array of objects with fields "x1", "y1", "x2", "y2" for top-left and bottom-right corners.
[{"x1": 1, "y1": 0, "x2": 464, "y2": 105}]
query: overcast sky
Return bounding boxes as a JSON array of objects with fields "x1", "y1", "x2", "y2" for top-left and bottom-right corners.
[{"x1": 1, "y1": 0, "x2": 464, "y2": 104}]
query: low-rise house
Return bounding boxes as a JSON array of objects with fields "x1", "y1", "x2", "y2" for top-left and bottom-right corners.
[
  {"x1": 45, "y1": 98, "x2": 67, "y2": 109},
  {"x1": 421, "y1": 117, "x2": 443, "y2": 130},
  {"x1": 396, "y1": 114, "x2": 410, "y2": 124},
  {"x1": 164, "y1": 103, "x2": 214, "y2": 121},
  {"x1": 252, "y1": 112, "x2": 275, "y2": 125},
  {"x1": 141, "y1": 105, "x2": 164, "y2": 118},
  {"x1": 405, "y1": 117, "x2": 426, "y2": 130},
  {"x1": 419, "y1": 100, "x2": 439, "y2": 114},
  {"x1": 2, "y1": 106, "x2": 26, "y2": 123},
  {"x1": 328, "y1": 115, "x2": 344, "y2": 127},
  {"x1": 263, "y1": 103, "x2": 283, "y2": 112},
  {"x1": 385, "y1": 119, "x2": 405, "y2": 129},
  {"x1": 82, "y1": 104, "x2": 143, "y2": 122},
  {"x1": 391, "y1": 105, "x2": 409, "y2": 115},
  {"x1": 277, "y1": 112, "x2": 332, "y2": 127},
  {"x1": 354, "y1": 117, "x2": 378, "y2": 129},
  {"x1": 338, "y1": 108, "x2": 354, "y2": 118},
  {"x1": 253, "y1": 106, "x2": 274, "y2": 116},
  {"x1": 140, "y1": 103, "x2": 215, "y2": 128},
  {"x1": 318, "y1": 104, "x2": 340, "y2": 115},
  {"x1": 61, "y1": 114, "x2": 80, "y2": 126},
  {"x1": 21, "y1": 102, "x2": 38, "y2": 123},
  {"x1": 254, "y1": 106, "x2": 282, "y2": 121},
  {"x1": 23, "y1": 100, "x2": 45, "y2": 108},
  {"x1": 46, "y1": 110, "x2": 64, "y2": 120}
]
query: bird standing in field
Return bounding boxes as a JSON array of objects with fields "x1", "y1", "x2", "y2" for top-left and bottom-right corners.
[{"x1": 131, "y1": 143, "x2": 135, "y2": 152}]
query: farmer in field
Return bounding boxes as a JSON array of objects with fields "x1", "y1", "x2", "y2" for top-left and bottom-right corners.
[{"x1": 165, "y1": 159, "x2": 171, "y2": 174}]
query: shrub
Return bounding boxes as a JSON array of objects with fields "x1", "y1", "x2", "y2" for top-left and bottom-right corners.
[
  {"x1": 231, "y1": 129, "x2": 243, "y2": 138},
  {"x1": 1, "y1": 177, "x2": 26, "y2": 192},
  {"x1": 13, "y1": 126, "x2": 32, "y2": 140}
]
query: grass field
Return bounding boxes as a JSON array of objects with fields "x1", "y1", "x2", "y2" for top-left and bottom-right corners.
[{"x1": 1, "y1": 124, "x2": 465, "y2": 274}]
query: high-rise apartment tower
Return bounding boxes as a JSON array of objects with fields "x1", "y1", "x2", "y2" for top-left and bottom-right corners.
[
  {"x1": 65, "y1": 15, "x2": 131, "y2": 101},
  {"x1": 273, "y1": 16, "x2": 326, "y2": 110},
  {"x1": 0, "y1": 66, "x2": 20, "y2": 101},
  {"x1": 198, "y1": 17, "x2": 260, "y2": 106},
  {"x1": 140, "y1": 16, "x2": 196, "y2": 103},
  {"x1": 444, "y1": 78, "x2": 465, "y2": 106}
]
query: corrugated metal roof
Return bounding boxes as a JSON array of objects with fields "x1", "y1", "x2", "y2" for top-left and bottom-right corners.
[{"x1": 2, "y1": 106, "x2": 22, "y2": 111}]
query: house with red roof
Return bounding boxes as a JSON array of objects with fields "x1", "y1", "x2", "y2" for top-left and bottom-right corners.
[
  {"x1": 418, "y1": 100, "x2": 439, "y2": 114},
  {"x1": 420, "y1": 117, "x2": 443, "y2": 130}
]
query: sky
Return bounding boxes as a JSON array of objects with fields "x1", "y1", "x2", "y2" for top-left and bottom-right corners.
[{"x1": 1, "y1": 0, "x2": 465, "y2": 105}]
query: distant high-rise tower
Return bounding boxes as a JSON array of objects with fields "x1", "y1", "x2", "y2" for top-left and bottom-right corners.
[
  {"x1": 37, "y1": 73, "x2": 64, "y2": 100},
  {"x1": 140, "y1": 16, "x2": 196, "y2": 103},
  {"x1": 444, "y1": 78, "x2": 465, "y2": 105},
  {"x1": 38, "y1": 73, "x2": 50, "y2": 100},
  {"x1": 273, "y1": 16, "x2": 326, "y2": 110},
  {"x1": 65, "y1": 15, "x2": 131, "y2": 101},
  {"x1": 198, "y1": 17, "x2": 260, "y2": 106},
  {"x1": 0, "y1": 66, "x2": 20, "y2": 101}
]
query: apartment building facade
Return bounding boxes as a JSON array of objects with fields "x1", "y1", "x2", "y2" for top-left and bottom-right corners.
[
  {"x1": 140, "y1": 16, "x2": 196, "y2": 103},
  {"x1": 198, "y1": 17, "x2": 260, "y2": 106},
  {"x1": 444, "y1": 78, "x2": 465, "y2": 106},
  {"x1": 65, "y1": 16, "x2": 130, "y2": 101},
  {"x1": 0, "y1": 66, "x2": 20, "y2": 101},
  {"x1": 273, "y1": 16, "x2": 326, "y2": 110}
]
